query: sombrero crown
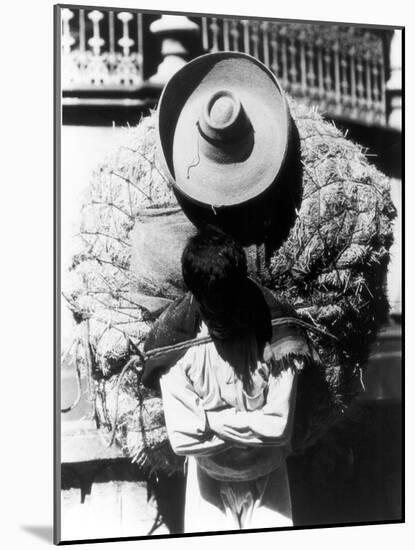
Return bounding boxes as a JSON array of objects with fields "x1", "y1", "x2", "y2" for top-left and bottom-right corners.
[{"x1": 157, "y1": 52, "x2": 293, "y2": 208}]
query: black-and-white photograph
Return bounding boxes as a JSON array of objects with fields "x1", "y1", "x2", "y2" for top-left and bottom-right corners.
[{"x1": 55, "y1": 4, "x2": 403, "y2": 544}]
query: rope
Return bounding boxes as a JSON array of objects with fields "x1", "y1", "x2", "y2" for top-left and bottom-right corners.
[
  {"x1": 61, "y1": 339, "x2": 83, "y2": 413},
  {"x1": 186, "y1": 123, "x2": 201, "y2": 179},
  {"x1": 103, "y1": 316, "x2": 338, "y2": 447},
  {"x1": 145, "y1": 316, "x2": 338, "y2": 361},
  {"x1": 271, "y1": 317, "x2": 339, "y2": 341},
  {"x1": 105, "y1": 352, "x2": 145, "y2": 447},
  {"x1": 147, "y1": 511, "x2": 164, "y2": 536}
]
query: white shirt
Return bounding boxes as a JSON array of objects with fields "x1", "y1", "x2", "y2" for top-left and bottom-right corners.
[{"x1": 160, "y1": 322, "x2": 298, "y2": 481}]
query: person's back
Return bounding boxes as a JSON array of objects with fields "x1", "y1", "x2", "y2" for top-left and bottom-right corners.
[
  {"x1": 147, "y1": 225, "x2": 312, "y2": 531},
  {"x1": 160, "y1": 319, "x2": 293, "y2": 483}
]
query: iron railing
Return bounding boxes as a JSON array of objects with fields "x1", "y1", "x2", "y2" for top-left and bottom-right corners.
[
  {"x1": 201, "y1": 18, "x2": 388, "y2": 125},
  {"x1": 61, "y1": 9, "x2": 391, "y2": 126}
]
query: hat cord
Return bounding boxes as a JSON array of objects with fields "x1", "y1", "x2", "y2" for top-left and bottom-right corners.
[{"x1": 186, "y1": 123, "x2": 201, "y2": 179}]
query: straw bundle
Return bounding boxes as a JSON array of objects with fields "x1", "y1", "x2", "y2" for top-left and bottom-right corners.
[
  {"x1": 64, "y1": 99, "x2": 396, "y2": 473},
  {"x1": 270, "y1": 102, "x2": 395, "y2": 413}
]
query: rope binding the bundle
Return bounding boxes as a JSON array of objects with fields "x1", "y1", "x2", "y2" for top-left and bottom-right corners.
[{"x1": 103, "y1": 315, "x2": 339, "y2": 448}]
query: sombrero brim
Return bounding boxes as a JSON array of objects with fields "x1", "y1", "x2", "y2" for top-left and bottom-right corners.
[{"x1": 157, "y1": 52, "x2": 291, "y2": 208}]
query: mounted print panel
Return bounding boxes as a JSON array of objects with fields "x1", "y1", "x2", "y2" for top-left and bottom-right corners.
[{"x1": 54, "y1": 3, "x2": 403, "y2": 544}]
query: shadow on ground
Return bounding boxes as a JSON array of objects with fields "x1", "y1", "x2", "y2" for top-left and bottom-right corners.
[{"x1": 20, "y1": 525, "x2": 53, "y2": 544}]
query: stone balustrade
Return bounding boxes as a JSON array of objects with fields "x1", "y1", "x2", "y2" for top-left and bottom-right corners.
[{"x1": 61, "y1": 7, "x2": 144, "y2": 91}]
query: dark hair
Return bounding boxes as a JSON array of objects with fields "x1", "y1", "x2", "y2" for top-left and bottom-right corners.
[
  {"x1": 182, "y1": 225, "x2": 272, "y2": 389},
  {"x1": 181, "y1": 224, "x2": 247, "y2": 315},
  {"x1": 182, "y1": 225, "x2": 274, "y2": 389}
]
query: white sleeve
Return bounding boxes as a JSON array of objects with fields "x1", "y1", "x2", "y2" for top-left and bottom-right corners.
[
  {"x1": 160, "y1": 357, "x2": 228, "y2": 456},
  {"x1": 206, "y1": 365, "x2": 298, "y2": 447}
]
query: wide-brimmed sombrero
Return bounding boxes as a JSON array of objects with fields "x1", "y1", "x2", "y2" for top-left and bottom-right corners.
[{"x1": 157, "y1": 52, "x2": 293, "y2": 208}]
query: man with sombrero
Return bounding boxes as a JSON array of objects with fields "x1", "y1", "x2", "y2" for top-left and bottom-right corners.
[{"x1": 142, "y1": 52, "x2": 324, "y2": 532}]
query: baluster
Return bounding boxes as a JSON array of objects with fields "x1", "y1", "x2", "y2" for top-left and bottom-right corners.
[
  {"x1": 355, "y1": 52, "x2": 365, "y2": 117},
  {"x1": 223, "y1": 19, "x2": 230, "y2": 51},
  {"x1": 118, "y1": 12, "x2": 134, "y2": 57},
  {"x1": 88, "y1": 10, "x2": 105, "y2": 56},
  {"x1": 378, "y1": 57, "x2": 386, "y2": 125},
  {"x1": 210, "y1": 17, "x2": 220, "y2": 52},
  {"x1": 61, "y1": 8, "x2": 76, "y2": 89},
  {"x1": 349, "y1": 44, "x2": 357, "y2": 119},
  {"x1": 270, "y1": 25, "x2": 279, "y2": 77},
  {"x1": 201, "y1": 17, "x2": 209, "y2": 51},
  {"x1": 87, "y1": 10, "x2": 106, "y2": 86},
  {"x1": 364, "y1": 49, "x2": 372, "y2": 123},
  {"x1": 340, "y1": 52, "x2": 349, "y2": 111},
  {"x1": 251, "y1": 21, "x2": 260, "y2": 60},
  {"x1": 372, "y1": 37, "x2": 383, "y2": 120},
  {"x1": 323, "y1": 46, "x2": 333, "y2": 106},
  {"x1": 107, "y1": 10, "x2": 116, "y2": 81},
  {"x1": 386, "y1": 30, "x2": 402, "y2": 130},
  {"x1": 316, "y1": 37, "x2": 325, "y2": 104},
  {"x1": 280, "y1": 26, "x2": 289, "y2": 89},
  {"x1": 230, "y1": 20, "x2": 239, "y2": 52},
  {"x1": 61, "y1": 8, "x2": 75, "y2": 55},
  {"x1": 371, "y1": 59, "x2": 380, "y2": 120},
  {"x1": 333, "y1": 36, "x2": 341, "y2": 114},
  {"x1": 261, "y1": 21, "x2": 270, "y2": 68},
  {"x1": 76, "y1": 8, "x2": 88, "y2": 86},
  {"x1": 117, "y1": 12, "x2": 137, "y2": 87},
  {"x1": 299, "y1": 30, "x2": 307, "y2": 97},
  {"x1": 242, "y1": 20, "x2": 250, "y2": 54},
  {"x1": 306, "y1": 43, "x2": 317, "y2": 97},
  {"x1": 288, "y1": 36, "x2": 298, "y2": 93}
]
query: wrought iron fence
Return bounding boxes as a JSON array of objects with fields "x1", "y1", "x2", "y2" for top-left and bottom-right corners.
[
  {"x1": 61, "y1": 8, "x2": 391, "y2": 126},
  {"x1": 201, "y1": 18, "x2": 388, "y2": 125}
]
